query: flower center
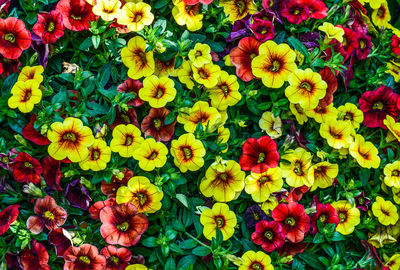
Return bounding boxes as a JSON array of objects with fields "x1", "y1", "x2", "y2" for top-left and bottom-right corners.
[
  {"x1": 285, "y1": 217, "x2": 296, "y2": 226},
  {"x1": 300, "y1": 81, "x2": 312, "y2": 92},
  {"x1": 195, "y1": 50, "x2": 202, "y2": 57},
  {"x1": 79, "y1": 256, "x2": 91, "y2": 264},
  {"x1": 117, "y1": 221, "x2": 129, "y2": 231},
  {"x1": 130, "y1": 91, "x2": 137, "y2": 98},
  {"x1": 136, "y1": 192, "x2": 148, "y2": 206},
  {"x1": 198, "y1": 69, "x2": 209, "y2": 79},
  {"x1": 125, "y1": 135, "x2": 133, "y2": 146},
  {"x1": 359, "y1": 40, "x2": 365, "y2": 49},
  {"x1": 133, "y1": 12, "x2": 143, "y2": 22},
  {"x1": 259, "y1": 176, "x2": 270, "y2": 184},
  {"x1": 251, "y1": 263, "x2": 262, "y2": 270},
  {"x1": 155, "y1": 86, "x2": 165, "y2": 98},
  {"x1": 258, "y1": 153, "x2": 265, "y2": 163},
  {"x1": 250, "y1": 53, "x2": 257, "y2": 59},
  {"x1": 343, "y1": 112, "x2": 354, "y2": 121},
  {"x1": 47, "y1": 22, "x2": 55, "y2": 32},
  {"x1": 392, "y1": 170, "x2": 400, "y2": 177},
  {"x1": 235, "y1": 0, "x2": 246, "y2": 14},
  {"x1": 269, "y1": 60, "x2": 281, "y2": 72},
  {"x1": 183, "y1": 147, "x2": 193, "y2": 159},
  {"x1": 264, "y1": 230, "x2": 273, "y2": 240},
  {"x1": 71, "y1": 14, "x2": 82, "y2": 20},
  {"x1": 153, "y1": 118, "x2": 162, "y2": 129},
  {"x1": 215, "y1": 217, "x2": 225, "y2": 228},
  {"x1": 44, "y1": 211, "x2": 54, "y2": 220},
  {"x1": 91, "y1": 150, "x2": 100, "y2": 160},
  {"x1": 147, "y1": 151, "x2": 158, "y2": 160},
  {"x1": 22, "y1": 90, "x2": 32, "y2": 102},
  {"x1": 110, "y1": 256, "x2": 119, "y2": 264},
  {"x1": 338, "y1": 212, "x2": 347, "y2": 223},
  {"x1": 220, "y1": 84, "x2": 230, "y2": 95},
  {"x1": 4, "y1": 33, "x2": 15, "y2": 43},
  {"x1": 24, "y1": 162, "x2": 33, "y2": 169},
  {"x1": 373, "y1": 101, "x2": 384, "y2": 110},
  {"x1": 377, "y1": 7, "x2": 384, "y2": 17},
  {"x1": 253, "y1": 213, "x2": 259, "y2": 220},
  {"x1": 2, "y1": 157, "x2": 9, "y2": 164},
  {"x1": 137, "y1": 51, "x2": 147, "y2": 64},
  {"x1": 218, "y1": 173, "x2": 228, "y2": 182},
  {"x1": 63, "y1": 132, "x2": 77, "y2": 141},
  {"x1": 293, "y1": 161, "x2": 303, "y2": 176},
  {"x1": 319, "y1": 214, "x2": 326, "y2": 223},
  {"x1": 358, "y1": 197, "x2": 365, "y2": 204},
  {"x1": 293, "y1": 8, "x2": 300, "y2": 15}
]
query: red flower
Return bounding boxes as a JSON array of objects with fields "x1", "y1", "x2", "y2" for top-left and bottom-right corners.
[
  {"x1": 0, "y1": 17, "x2": 31, "y2": 59},
  {"x1": 359, "y1": 86, "x2": 399, "y2": 129},
  {"x1": 32, "y1": 10, "x2": 64, "y2": 44},
  {"x1": 19, "y1": 240, "x2": 50, "y2": 270},
  {"x1": 287, "y1": 186, "x2": 309, "y2": 203},
  {"x1": 100, "y1": 246, "x2": 132, "y2": 270},
  {"x1": 355, "y1": 32, "x2": 372, "y2": 60},
  {"x1": 239, "y1": 136, "x2": 280, "y2": 173},
  {"x1": 141, "y1": 107, "x2": 177, "y2": 142},
  {"x1": 272, "y1": 202, "x2": 310, "y2": 243},
  {"x1": 56, "y1": 0, "x2": 97, "y2": 31},
  {"x1": 110, "y1": 106, "x2": 139, "y2": 129},
  {"x1": 183, "y1": 0, "x2": 213, "y2": 5},
  {"x1": 278, "y1": 241, "x2": 308, "y2": 256},
  {"x1": 0, "y1": 204, "x2": 19, "y2": 234},
  {"x1": 0, "y1": 55, "x2": 21, "y2": 77},
  {"x1": 230, "y1": 37, "x2": 262, "y2": 82},
  {"x1": 64, "y1": 244, "x2": 106, "y2": 270},
  {"x1": 0, "y1": 62, "x2": 2, "y2": 75},
  {"x1": 26, "y1": 196, "x2": 67, "y2": 234},
  {"x1": 117, "y1": 78, "x2": 144, "y2": 107},
  {"x1": 101, "y1": 169, "x2": 133, "y2": 198},
  {"x1": 42, "y1": 156, "x2": 62, "y2": 191},
  {"x1": 391, "y1": 35, "x2": 400, "y2": 56},
  {"x1": 251, "y1": 220, "x2": 285, "y2": 252},
  {"x1": 302, "y1": 0, "x2": 327, "y2": 19},
  {"x1": 22, "y1": 114, "x2": 51, "y2": 146},
  {"x1": 318, "y1": 67, "x2": 338, "y2": 107},
  {"x1": 10, "y1": 152, "x2": 42, "y2": 184},
  {"x1": 281, "y1": 0, "x2": 309, "y2": 24},
  {"x1": 100, "y1": 202, "x2": 148, "y2": 247},
  {"x1": 335, "y1": 26, "x2": 359, "y2": 61},
  {"x1": 48, "y1": 228, "x2": 72, "y2": 257},
  {"x1": 310, "y1": 203, "x2": 339, "y2": 234},
  {"x1": 249, "y1": 18, "x2": 275, "y2": 42},
  {"x1": 89, "y1": 198, "x2": 117, "y2": 220}
]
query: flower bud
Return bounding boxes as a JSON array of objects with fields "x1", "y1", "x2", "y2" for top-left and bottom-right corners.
[{"x1": 23, "y1": 183, "x2": 43, "y2": 198}]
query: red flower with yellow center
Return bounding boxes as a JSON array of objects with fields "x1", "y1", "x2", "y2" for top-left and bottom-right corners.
[
  {"x1": 141, "y1": 107, "x2": 177, "y2": 142},
  {"x1": 100, "y1": 246, "x2": 132, "y2": 270},
  {"x1": 0, "y1": 17, "x2": 31, "y2": 59},
  {"x1": 310, "y1": 203, "x2": 339, "y2": 234},
  {"x1": 251, "y1": 220, "x2": 285, "y2": 252},
  {"x1": 0, "y1": 204, "x2": 19, "y2": 235},
  {"x1": 117, "y1": 78, "x2": 144, "y2": 107},
  {"x1": 32, "y1": 10, "x2": 64, "y2": 44},
  {"x1": 10, "y1": 152, "x2": 42, "y2": 185},
  {"x1": 56, "y1": 0, "x2": 97, "y2": 31},
  {"x1": 19, "y1": 239, "x2": 51, "y2": 270},
  {"x1": 64, "y1": 244, "x2": 106, "y2": 270},
  {"x1": 101, "y1": 169, "x2": 134, "y2": 198},
  {"x1": 230, "y1": 37, "x2": 262, "y2": 82}
]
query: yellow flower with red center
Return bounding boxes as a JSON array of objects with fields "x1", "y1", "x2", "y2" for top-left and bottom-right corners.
[
  {"x1": 207, "y1": 71, "x2": 241, "y2": 110},
  {"x1": 188, "y1": 43, "x2": 212, "y2": 68},
  {"x1": 117, "y1": 2, "x2": 154, "y2": 32},
  {"x1": 177, "y1": 61, "x2": 195, "y2": 89},
  {"x1": 110, "y1": 124, "x2": 144, "y2": 158},
  {"x1": 200, "y1": 159, "x2": 245, "y2": 202},
  {"x1": 139, "y1": 75, "x2": 176, "y2": 108},
  {"x1": 239, "y1": 250, "x2": 274, "y2": 270},
  {"x1": 319, "y1": 119, "x2": 354, "y2": 149},
  {"x1": 332, "y1": 200, "x2": 360, "y2": 235},
  {"x1": 337, "y1": 103, "x2": 364, "y2": 130},
  {"x1": 251, "y1": 40, "x2": 297, "y2": 89},
  {"x1": 125, "y1": 265, "x2": 148, "y2": 270},
  {"x1": 285, "y1": 68, "x2": 327, "y2": 109},
  {"x1": 386, "y1": 62, "x2": 400, "y2": 83},
  {"x1": 192, "y1": 63, "x2": 221, "y2": 88},
  {"x1": 200, "y1": 203, "x2": 237, "y2": 241},
  {"x1": 121, "y1": 36, "x2": 155, "y2": 79},
  {"x1": 219, "y1": 0, "x2": 258, "y2": 22},
  {"x1": 384, "y1": 161, "x2": 400, "y2": 188},
  {"x1": 308, "y1": 162, "x2": 338, "y2": 191},
  {"x1": 349, "y1": 134, "x2": 380, "y2": 169},
  {"x1": 372, "y1": 196, "x2": 399, "y2": 226},
  {"x1": 79, "y1": 139, "x2": 111, "y2": 171},
  {"x1": 305, "y1": 104, "x2": 338, "y2": 123},
  {"x1": 371, "y1": 1, "x2": 391, "y2": 28},
  {"x1": 92, "y1": 0, "x2": 121, "y2": 21},
  {"x1": 290, "y1": 103, "x2": 308, "y2": 125},
  {"x1": 17, "y1": 65, "x2": 44, "y2": 83},
  {"x1": 47, "y1": 117, "x2": 95, "y2": 162},
  {"x1": 244, "y1": 167, "x2": 283, "y2": 203},
  {"x1": 170, "y1": 133, "x2": 206, "y2": 172},
  {"x1": 280, "y1": 148, "x2": 313, "y2": 188},
  {"x1": 177, "y1": 101, "x2": 221, "y2": 133},
  {"x1": 172, "y1": 0, "x2": 203, "y2": 32},
  {"x1": 133, "y1": 138, "x2": 168, "y2": 171},
  {"x1": 8, "y1": 80, "x2": 42, "y2": 113},
  {"x1": 384, "y1": 115, "x2": 400, "y2": 143},
  {"x1": 259, "y1": 111, "x2": 282, "y2": 139},
  {"x1": 116, "y1": 176, "x2": 163, "y2": 213},
  {"x1": 386, "y1": 253, "x2": 400, "y2": 270}
]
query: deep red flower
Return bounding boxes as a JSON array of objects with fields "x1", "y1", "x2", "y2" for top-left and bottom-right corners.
[
  {"x1": 89, "y1": 198, "x2": 117, "y2": 220},
  {"x1": 183, "y1": 0, "x2": 213, "y2": 5},
  {"x1": 100, "y1": 202, "x2": 148, "y2": 247},
  {"x1": 32, "y1": 10, "x2": 64, "y2": 44},
  {"x1": 359, "y1": 86, "x2": 399, "y2": 129},
  {"x1": 0, "y1": 17, "x2": 31, "y2": 59},
  {"x1": 0, "y1": 55, "x2": 20, "y2": 77},
  {"x1": 302, "y1": 0, "x2": 327, "y2": 19},
  {"x1": 239, "y1": 136, "x2": 280, "y2": 173},
  {"x1": 64, "y1": 244, "x2": 106, "y2": 270},
  {"x1": 56, "y1": 0, "x2": 97, "y2": 31},
  {"x1": 230, "y1": 37, "x2": 262, "y2": 82},
  {"x1": 318, "y1": 67, "x2": 338, "y2": 107},
  {"x1": 0, "y1": 62, "x2": 2, "y2": 75},
  {"x1": 310, "y1": 203, "x2": 339, "y2": 234},
  {"x1": 117, "y1": 78, "x2": 144, "y2": 107},
  {"x1": 281, "y1": 0, "x2": 309, "y2": 24},
  {"x1": 287, "y1": 186, "x2": 309, "y2": 203},
  {"x1": 272, "y1": 202, "x2": 310, "y2": 243},
  {"x1": 10, "y1": 152, "x2": 42, "y2": 184},
  {"x1": 42, "y1": 156, "x2": 62, "y2": 191},
  {"x1": 278, "y1": 241, "x2": 308, "y2": 256},
  {"x1": 48, "y1": 228, "x2": 72, "y2": 257},
  {"x1": 22, "y1": 114, "x2": 51, "y2": 146},
  {"x1": 5, "y1": 252, "x2": 23, "y2": 270},
  {"x1": 355, "y1": 32, "x2": 372, "y2": 60},
  {"x1": 0, "y1": 204, "x2": 19, "y2": 234},
  {"x1": 251, "y1": 220, "x2": 285, "y2": 252},
  {"x1": 335, "y1": 26, "x2": 359, "y2": 61},
  {"x1": 19, "y1": 240, "x2": 50, "y2": 270},
  {"x1": 249, "y1": 18, "x2": 275, "y2": 42},
  {"x1": 391, "y1": 35, "x2": 400, "y2": 56},
  {"x1": 100, "y1": 246, "x2": 132, "y2": 270},
  {"x1": 26, "y1": 196, "x2": 67, "y2": 234},
  {"x1": 101, "y1": 169, "x2": 133, "y2": 198},
  {"x1": 110, "y1": 106, "x2": 139, "y2": 129},
  {"x1": 141, "y1": 107, "x2": 177, "y2": 142}
]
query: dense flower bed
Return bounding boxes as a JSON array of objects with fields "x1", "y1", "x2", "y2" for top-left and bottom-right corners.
[{"x1": 1, "y1": 0, "x2": 400, "y2": 269}]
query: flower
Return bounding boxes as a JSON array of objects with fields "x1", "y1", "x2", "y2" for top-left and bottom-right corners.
[
  {"x1": 391, "y1": 35, "x2": 400, "y2": 56},
  {"x1": 8, "y1": 80, "x2": 42, "y2": 113},
  {"x1": 26, "y1": 196, "x2": 67, "y2": 234},
  {"x1": 64, "y1": 178, "x2": 92, "y2": 210},
  {"x1": 110, "y1": 124, "x2": 144, "y2": 158},
  {"x1": 79, "y1": 139, "x2": 111, "y2": 171},
  {"x1": 206, "y1": 70, "x2": 241, "y2": 110},
  {"x1": 100, "y1": 202, "x2": 148, "y2": 247},
  {"x1": 238, "y1": 250, "x2": 274, "y2": 270},
  {"x1": 281, "y1": 0, "x2": 309, "y2": 24},
  {"x1": 200, "y1": 203, "x2": 237, "y2": 241},
  {"x1": 318, "y1": 67, "x2": 338, "y2": 107},
  {"x1": 305, "y1": 104, "x2": 338, "y2": 123},
  {"x1": 244, "y1": 167, "x2": 283, "y2": 202},
  {"x1": 259, "y1": 111, "x2": 282, "y2": 139},
  {"x1": 372, "y1": 196, "x2": 399, "y2": 226},
  {"x1": 121, "y1": 36, "x2": 155, "y2": 79},
  {"x1": 101, "y1": 169, "x2": 133, "y2": 198},
  {"x1": 230, "y1": 37, "x2": 262, "y2": 82},
  {"x1": 47, "y1": 117, "x2": 94, "y2": 162},
  {"x1": 117, "y1": 78, "x2": 144, "y2": 107},
  {"x1": 285, "y1": 68, "x2": 327, "y2": 110},
  {"x1": 48, "y1": 228, "x2": 72, "y2": 257},
  {"x1": 386, "y1": 62, "x2": 400, "y2": 83},
  {"x1": 139, "y1": 75, "x2": 176, "y2": 108},
  {"x1": 337, "y1": 103, "x2": 364, "y2": 130},
  {"x1": 19, "y1": 240, "x2": 50, "y2": 270},
  {"x1": 10, "y1": 152, "x2": 42, "y2": 184},
  {"x1": 22, "y1": 114, "x2": 51, "y2": 145},
  {"x1": 92, "y1": 0, "x2": 121, "y2": 21},
  {"x1": 56, "y1": 0, "x2": 97, "y2": 31},
  {"x1": 349, "y1": 135, "x2": 380, "y2": 169},
  {"x1": 331, "y1": 200, "x2": 360, "y2": 235},
  {"x1": 318, "y1": 22, "x2": 344, "y2": 43},
  {"x1": 63, "y1": 244, "x2": 106, "y2": 270},
  {"x1": 32, "y1": 11, "x2": 64, "y2": 44},
  {"x1": 18, "y1": 65, "x2": 44, "y2": 83},
  {"x1": 251, "y1": 220, "x2": 285, "y2": 253},
  {"x1": 354, "y1": 191, "x2": 371, "y2": 212},
  {"x1": 89, "y1": 198, "x2": 117, "y2": 220},
  {"x1": 251, "y1": 40, "x2": 297, "y2": 88},
  {"x1": 319, "y1": 119, "x2": 354, "y2": 149},
  {"x1": 272, "y1": 202, "x2": 310, "y2": 243},
  {"x1": 384, "y1": 161, "x2": 400, "y2": 188},
  {"x1": 116, "y1": 176, "x2": 163, "y2": 213},
  {"x1": 0, "y1": 17, "x2": 31, "y2": 59},
  {"x1": 244, "y1": 205, "x2": 268, "y2": 228},
  {"x1": 303, "y1": 0, "x2": 327, "y2": 19},
  {"x1": 177, "y1": 61, "x2": 195, "y2": 89},
  {"x1": 310, "y1": 203, "x2": 339, "y2": 234},
  {"x1": 118, "y1": 2, "x2": 154, "y2": 32},
  {"x1": 192, "y1": 62, "x2": 221, "y2": 88},
  {"x1": 200, "y1": 159, "x2": 245, "y2": 202},
  {"x1": 219, "y1": 0, "x2": 257, "y2": 22},
  {"x1": 132, "y1": 138, "x2": 168, "y2": 171},
  {"x1": 308, "y1": 162, "x2": 338, "y2": 191},
  {"x1": 290, "y1": 103, "x2": 308, "y2": 125},
  {"x1": 369, "y1": 227, "x2": 397, "y2": 248},
  {"x1": 384, "y1": 115, "x2": 400, "y2": 143},
  {"x1": 100, "y1": 246, "x2": 132, "y2": 270},
  {"x1": 172, "y1": 0, "x2": 203, "y2": 32},
  {"x1": 170, "y1": 133, "x2": 206, "y2": 172},
  {"x1": 126, "y1": 265, "x2": 148, "y2": 270},
  {"x1": 188, "y1": 43, "x2": 212, "y2": 68},
  {"x1": 371, "y1": 2, "x2": 391, "y2": 28},
  {"x1": 249, "y1": 18, "x2": 275, "y2": 42},
  {"x1": 0, "y1": 205, "x2": 19, "y2": 235},
  {"x1": 111, "y1": 107, "x2": 139, "y2": 130},
  {"x1": 141, "y1": 107, "x2": 176, "y2": 142},
  {"x1": 386, "y1": 254, "x2": 400, "y2": 270},
  {"x1": 280, "y1": 148, "x2": 313, "y2": 188},
  {"x1": 177, "y1": 101, "x2": 221, "y2": 133}
]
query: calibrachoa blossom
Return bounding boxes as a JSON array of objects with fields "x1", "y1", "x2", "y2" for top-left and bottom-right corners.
[
  {"x1": 200, "y1": 203, "x2": 237, "y2": 241},
  {"x1": 0, "y1": 205, "x2": 19, "y2": 235},
  {"x1": 63, "y1": 244, "x2": 106, "y2": 270},
  {"x1": 32, "y1": 11, "x2": 64, "y2": 44},
  {"x1": 251, "y1": 220, "x2": 285, "y2": 252},
  {"x1": 238, "y1": 250, "x2": 274, "y2": 270},
  {"x1": 0, "y1": 17, "x2": 31, "y2": 59},
  {"x1": 19, "y1": 239, "x2": 51, "y2": 270},
  {"x1": 10, "y1": 152, "x2": 42, "y2": 184}
]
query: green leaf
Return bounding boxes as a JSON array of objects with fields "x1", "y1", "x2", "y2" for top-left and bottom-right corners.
[
  {"x1": 142, "y1": 237, "x2": 158, "y2": 248},
  {"x1": 192, "y1": 246, "x2": 211, "y2": 256},
  {"x1": 165, "y1": 257, "x2": 176, "y2": 270},
  {"x1": 87, "y1": 102, "x2": 110, "y2": 116},
  {"x1": 178, "y1": 255, "x2": 196, "y2": 270},
  {"x1": 97, "y1": 63, "x2": 111, "y2": 89},
  {"x1": 298, "y1": 252, "x2": 326, "y2": 269},
  {"x1": 176, "y1": 194, "x2": 189, "y2": 208},
  {"x1": 179, "y1": 239, "x2": 198, "y2": 249},
  {"x1": 287, "y1": 36, "x2": 309, "y2": 60}
]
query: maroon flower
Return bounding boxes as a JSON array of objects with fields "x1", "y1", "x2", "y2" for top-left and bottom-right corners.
[
  {"x1": 5, "y1": 252, "x2": 23, "y2": 270},
  {"x1": 110, "y1": 106, "x2": 139, "y2": 129},
  {"x1": 287, "y1": 186, "x2": 309, "y2": 203},
  {"x1": 89, "y1": 198, "x2": 117, "y2": 220},
  {"x1": 101, "y1": 169, "x2": 133, "y2": 198},
  {"x1": 42, "y1": 156, "x2": 62, "y2": 191},
  {"x1": 354, "y1": 191, "x2": 371, "y2": 212},
  {"x1": 22, "y1": 114, "x2": 51, "y2": 146},
  {"x1": 0, "y1": 204, "x2": 19, "y2": 234},
  {"x1": 310, "y1": 203, "x2": 339, "y2": 234},
  {"x1": 281, "y1": 0, "x2": 309, "y2": 24},
  {"x1": 100, "y1": 246, "x2": 132, "y2": 270},
  {"x1": 141, "y1": 107, "x2": 177, "y2": 142},
  {"x1": 0, "y1": 17, "x2": 31, "y2": 59},
  {"x1": 48, "y1": 228, "x2": 72, "y2": 257},
  {"x1": 0, "y1": 55, "x2": 21, "y2": 77},
  {"x1": 302, "y1": 0, "x2": 327, "y2": 19},
  {"x1": 65, "y1": 178, "x2": 92, "y2": 210},
  {"x1": 251, "y1": 220, "x2": 285, "y2": 252},
  {"x1": 64, "y1": 244, "x2": 106, "y2": 270},
  {"x1": 318, "y1": 67, "x2": 338, "y2": 107},
  {"x1": 391, "y1": 35, "x2": 400, "y2": 56},
  {"x1": 249, "y1": 18, "x2": 275, "y2": 42},
  {"x1": 19, "y1": 239, "x2": 50, "y2": 270},
  {"x1": 335, "y1": 26, "x2": 359, "y2": 61},
  {"x1": 10, "y1": 152, "x2": 42, "y2": 184},
  {"x1": 278, "y1": 241, "x2": 308, "y2": 256},
  {"x1": 32, "y1": 10, "x2": 64, "y2": 44},
  {"x1": 117, "y1": 78, "x2": 144, "y2": 107},
  {"x1": 355, "y1": 32, "x2": 372, "y2": 60},
  {"x1": 56, "y1": 0, "x2": 97, "y2": 31}
]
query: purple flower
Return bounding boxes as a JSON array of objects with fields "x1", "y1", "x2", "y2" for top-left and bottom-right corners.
[
  {"x1": 245, "y1": 205, "x2": 268, "y2": 228},
  {"x1": 31, "y1": 33, "x2": 49, "y2": 68},
  {"x1": 226, "y1": 14, "x2": 252, "y2": 43},
  {"x1": 0, "y1": 150, "x2": 17, "y2": 170},
  {"x1": 355, "y1": 191, "x2": 370, "y2": 212},
  {"x1": 65, "y1": 179, "x2": 92, "y2": 210},
  {"x1": 300, "y1": 32, "x2": 321, "y2": 49}
]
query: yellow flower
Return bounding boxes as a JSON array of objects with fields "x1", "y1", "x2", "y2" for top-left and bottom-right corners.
[
  {"x1": 289, "y1": 103, "x2": 308, "y2": 125},
  {"x1": 261, "y1": 196, "x2": 278, "y2": 213},
  {"x1": 251, "y1": 40, "x2": 297, "y2": 88},
  {"x1": 121, "y1": 36, "x2": 155, "y2": 79},
  {"x1": 116, "y1": 176, "x2": 163, "y2": 213},
  {"x1": 337, "y1": 103, "x2": 364, "y2": 130},
  {"x1": 309, "y1": 162, "x2": 339, "y2": 191},
  {"x1": 177, "y1": 101, "x2": 221, "y2": 133},
  {"x1": 305, "y1": 104, "x2": 338, "y2": 123},
  {"x1": 319, "y1": 119, "x2": 354, "y2": 149},
  {"x1": 332, "y1": 200, "x2": 360, "y2": 235},
  {"x1": 117, "y1": 2, "x2": 154, "y2": 32},
  {"x1": 318, "y1": 22, "x2": 345, "y2": 43},
  {"x1": 170, "y1": 133, "x2": 206, "y2": 172},
  {"x1": 139, "y1": 75, "x2": 176, "y2": 108},
  {"x1": 125, "y1": 265, "x2": 148, "y2": 270},
  {"x1": 239, "y1": 250, "x2": 274, "y2": 270},
  {"x1": 110, "y1": 124, "x2": 144, "y2": 158},
  {"x1": 177, "y1": 61, "x2": 195, "y2": 89},
  {"x1": 47, "y1": 117, "x2": 94, "y2": 162},
  {"x1": 393, "y1": 188, "x2": 400, "y2": 204},
  {"x1": 172, "y1": 0, "x2": 203, "y2": 32},
  {"x1": 92, "y1": 0, "x2": 121, "y2": 21},
  {"x1": 200, "y1": 160, "x2": 245, "y2": 202},
  {"x1": 17, "y1": 65, "x2": 44, "y2": 83},
  {"x1": 79, "y1": 139, "x2": 111, "y2": 171},
  {"x1": 368, "y1": 227, "x2": 397, "y2": 248},
  {"x1": 285, "y1": 68, "x2": 327, "y2": 109},
  {"x1": 372, "y1": 196, "x2": 399, "y2": 226},
  {"x1": 200, "y1": 203, "x2": 237, "y2": 241},
  {"x1": 219, "y1": 0, "x2": 258, "y2": 22},
  {"x1": 133, "y1": 138, "x2": 168, "y2": 171},
  {"x1": 207, "y1": 71, "x2": 241, "y2": 110},
  {"x1": 280, "y1": 148, "x2": 313, "y2": 187},
  {"x1": 192, "y1": 63, "x2": 221, "y2": 88},
  {"x1": 217, "y1": 126, "x2": 230, "y2": 153},
  {"x1": 224, "y1": 55, "x2": 233, "y2": 67},
  {"x1": 383, "y1": 115, "x2": 400, "y2": 143},
  {"x1": 371, "y1": 1, "x2": 391, "y2": 28},
  {"x1": 349, "y1": 134, "x2": 380, "y2": 169},
  {"x1": 386, "y1": 62, "x2": 400, "y2": 83},
  {"x1": 259, "y1": 111, "x2": 282, "y2": 139},
  {"x1": 154, "y1": 58, "x2": 177, "y2": 77},
  {"x1": 8, "y1": 80, "x2": 42, "y2": 113},
  {"x1": 244, "y1": 167, "x2": 283, "y2": 202},
  {"x1": 384, "y1": 161, "x2": 400, "y2": 188},
  {"x1": 386, "y1": 253, "x2": 400, "y2": 270},
  {"x1": 188, "y1": 43, "x2": 212, "y2": 68}
]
